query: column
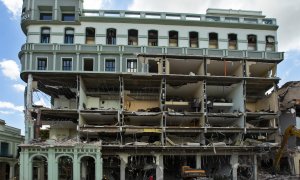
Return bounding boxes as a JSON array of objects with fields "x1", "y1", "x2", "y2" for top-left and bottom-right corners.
[
  {"x1": 48, "y1": 148, "x2": 56, "y2": 180},
  {"x1": 196, "y1": 155, "x2": 201, "y2": 169},
  {"x1": 253, "y1": 155, "x2": 257, "y2": 180},
  {"x1": 120, "y1": 154, "x2": 128, "y2": 180},
  {"x1": 73, "y1": 149, "x2": 80, "y2": 180},
  {"x1": 9, "y1": 163, "x2": 15, "y2": 180},
  {"x1": 230, "y1": 154, "x2": 239, "y2": 180},
  {"x1": 96, "y1": 152, "x2": 102, "y2": 180},
  {"x1": 156, "y1": 155, "x2": 164, "y2": 180}
]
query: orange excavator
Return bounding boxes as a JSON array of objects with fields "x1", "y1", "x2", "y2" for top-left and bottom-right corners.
[{"x1": 274, "y1": 125, "x2": 300, "y2": 171}]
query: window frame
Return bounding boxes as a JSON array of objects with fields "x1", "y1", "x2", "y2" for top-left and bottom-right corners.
[
  {"x1": 148, "y1": 30, "x2": 158, "y2": 46},
  {"x1": 189, "y1": 31, "x2": 199, "y2": 48},
  {"x1": 64, "y1": 28, "x2": 75, "y2": 44},
  {"x1": 169, "y1": 30, "x2": 178, "y2": 47},
  {"x1": 85, "y1": 27, "x2": 96, "y2": 44},
  {"x1": 247, "y1": 34, "x2": 257, "y2": 51},
  {"x1": 128, "y1": 29, "x2": 138, "y2": 46},
  {"x1": 82, "y1": 57, "x2": 94, "y2": 71},
  {"x1": 106, "y1": 28, "x2": 117, "y2": 45},
  {"x1": 209, "y1": 32, "x2": 218, "y2": 49},
  {"x1": 36, "y1": 57, "x2": 48, "y2": 70},
  {"x1": 266, "y1": 35, "x2": 275, "y2": 51},
  {"x1": 126, "y1": 59, "x2": 138, "y2": 73},
  {"x1": 62, "y1": 13, "x2": 75, "y2": 21},
  {"x1": 61, "y1": 57, "x2": 73, "y2": 71},
  {"x1": 40, "y1": 12, "x2": 52, "y2": 20},
  {"x1": 104, "y1": 58, "x2": 116, "y2": 72},
  {"x1": 228, "y1": 33, "x2": 238, "y2": 50},
  {"x1": 40, "y1": 27, "x2": 50, "y2": 44}
]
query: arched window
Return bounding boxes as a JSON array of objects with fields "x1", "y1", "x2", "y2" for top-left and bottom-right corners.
[
  {"x1": 128, "y1": 29, "x2": 138, "y2": 45},
  {"x1": 41, "y1": 27, "x2": 50, "y2": 43},
  {"x1": 64, "y1": 28, "x2": 74, "y2": 44},
  {"x1": 107, "y1": 28, "x2": 116, "y2": 45},
  {"x1": 209, "y1": 32, "x2": 218, "y2": 49},
  {"x1": 58, "y1": 156, "x2": 73, "y2": 179},
  {"x1": 247, "y1": 34, "x2": 257, "y2": 50},
  {"x1": 86, "y1": 27, "x2": 95, "y2": 44},
  {"x1": 228, "y1": 33, "x2": 237, "y2": 50},
  {"x1": 148, "y1": 30, "x2": 158, "y2": 46},
  {"x1": 169, "y1": 30, "x2": 178, "y2": 47},
  {"x1": 189, "y1": 31, "x2": 198, "y2": 48},
  {"x1": 266, "y1": 35, "x2": 275, "y2": 51}
]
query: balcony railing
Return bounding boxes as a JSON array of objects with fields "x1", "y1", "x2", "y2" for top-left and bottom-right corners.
[{"x1": 20, "y1": 43, "x2": 284, "y2": 61}]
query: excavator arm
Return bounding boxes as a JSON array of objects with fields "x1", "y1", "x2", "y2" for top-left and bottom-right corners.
[{"x1": 274, "y1": 125, "x2": 300, "y2": 171}]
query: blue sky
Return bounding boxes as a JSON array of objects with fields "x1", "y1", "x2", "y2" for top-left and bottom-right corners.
[{"x1": 0, "y1": 0, "x2": 299, "y2": 134}]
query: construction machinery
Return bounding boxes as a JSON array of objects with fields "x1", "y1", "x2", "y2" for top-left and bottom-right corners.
[
  {"x1": 274, "y1": 125, "x2": 300, "y2": 171},
  {"x1": 181, "y1": 166, "x2": 207, "y2": 180}
]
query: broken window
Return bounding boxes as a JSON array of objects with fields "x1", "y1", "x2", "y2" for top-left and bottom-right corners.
[
  {"x1": 62, "y1": 13, "x2": 75, "y2": 21},
  {"x1": 247, "y1": 34, "x2": 257, "y2": 50},
  {"x1": 85, "y1": 27, "x2": 95, "y2": 44},
  {"x1": 148, "y1": 59, "x2": 159, "y2": 73},
  {"x1": 266, "y1": 35, "x2": 275, "y2": 51},
  {"x1": 37, "y1": 58, "x2": 47, "y2": 70},
  {"x1": 148, "y1": 30, "x2": 158, "y2": 46},
  {"x1": 189, "y1": 31, "x2": 199, "y2": 48},
  {"x1": 228, "y1": 33, "x2": 237, "y2": 50},
  {"x1": 128, "y1": 29, "x2": 138, "y2": 45},
  {"x1": 62, "y1": 58, "x2": 72, "y2": 71},
  {"x1": 105, "y1": 59, "x2": 115, "y2": 72},
  {"x1": 209, "y1": 32, "x2": 218, "y2": 49},
  {"x1": 127, "y1": 59, "x2": 137, "y2": 72},
  {"x1": 32, "y1": 156, "x2": 48, "y2": 180},
  {"x1": 106, "y1": 28, "x2": 116, "y2": 45},
  {"x1": 58, "y1": 156, "x2": 73, "y2": 179},
  {"x1": 84, "y1": 58, "x2": 93, "y2": 71},
  {"x1": 40, "y1": 13, "x2": 52, "y2": 20},
  {"x1": 40, "y1": 27, "x2": 50, "y2": 43},
  {"x1": 80, "y1": 157, "x2": 95, "y2": 180},
  {"x1": 64, "y1": 28, "x2": 74, "y2": 44},
  {"x1": 169, "y1": 30, "x2": 178, "y2": 47}
]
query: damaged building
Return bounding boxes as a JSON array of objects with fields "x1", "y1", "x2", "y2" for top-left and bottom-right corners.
[
  {"x1": 278, "y1": 81, "x2": 300, "y2": 175},
  {"x1": 19, "y1": 0, "x2": 284, "y2": 179}
]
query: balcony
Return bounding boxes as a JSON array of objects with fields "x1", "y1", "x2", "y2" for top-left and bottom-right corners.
[{"x1": 20, "y1": 43, "x2": 284, "y2": 61}]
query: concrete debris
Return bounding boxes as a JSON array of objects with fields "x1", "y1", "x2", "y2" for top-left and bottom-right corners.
[{"x1": 258, "y1": 171, "x2": 300, "y2": 180}]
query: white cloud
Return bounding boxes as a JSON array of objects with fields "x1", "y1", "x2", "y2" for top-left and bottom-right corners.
[
  {"x1": 83, "y1": 0, "x2": 113, "y2": 9},
  {"x1": 34, "y1": 98, "x2": 51, "y2": 108},
  {"x1": 13, "y1": 83, "x2": 26, "y2": 92},
  {"x1": 0, "y1": 101, "x2": 23, "y2": 112},
  {"x1": 0, "y1": 0, "x2": 22, "y2": 19},
  {"x1": 128, "y1": 0, "x2": 300, "y2": 52},
  {"x1": 0, "y1": 59, "x2": 20, "y2": 80},
  {"x1": 0, "y1": 110, "x2": 14, "y2": 115}
]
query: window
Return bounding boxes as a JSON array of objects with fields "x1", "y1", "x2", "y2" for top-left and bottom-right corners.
[
  {"x1": 106, "y1": 28, "x2": 116, "y2": 45},
  {"x1": 37, "y1": 58, "x2": 47, "y2": 70},
  {"x1": 40, "y1": 13, "x2": 52, "y2": 20},
  {"x1": 169, "y1": 31, "x2": 178, "y2": 47},
  {"x1": 86, "y1": 27, "x2": 95, "y2": 44},
  {"x1": 84, "y1": 59, "x2": 93, "y2": 71},
  {"x1": 266, "y1": 36, "x2": 275, "y2": 51},
  {"x1": 128, "y1": 29, "x2": 138, "y2": 45},
  {"x1": 105, "y1": 59, "x2": 115, "y2": 72},
  {"x1": 189, "y1": 32, "x2": 198, "y2": 48},
  {"x1": 41, "y1": 27, "x2": 50, "y2": 43},
  {"x1": 64, "y1": 28, "x2": 74, "y2": 44},
  {"x1": 247, "y1": 34, "x2": 257, "y2": 50},
  {"x1": 0, "y1": 142, "x2": 9, "y2": 156},
  {"x1": 228, "y1": 33, "x2": 237, "y2": 50},
  {"x1": 209, "y1": 32, "x2": 218, "y2": 49},
  {"x1": 62, "y1": 58, "x2": 72, "y2": 71},
  {"x1": 148, "y1": 30, "x2": 158, "y2": 46},
  {"x1": 62, "y1": 13, "x2": 75, "y2": 21},
  {"x1": 127, "y1": 59, "x2": 137, "y2": 72}
]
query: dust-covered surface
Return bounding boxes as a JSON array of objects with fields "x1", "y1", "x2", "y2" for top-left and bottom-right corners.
[{"x1": 258, "y1": 171, "x2": 300, "y2": 180}]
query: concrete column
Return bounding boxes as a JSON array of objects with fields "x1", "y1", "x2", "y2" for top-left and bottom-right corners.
[
  {"x1": 25, "y1": 74, "x2": 33, "y2": 143},
  {"x1": 73, "y1": 149, "x2": 80, "y2": 180},
  {"x1": 48, "y1": 148, "x2": 56, "y2": 180},
  {"x1": 230, "y1": 154, "x2": 239, "y2": 180},
  {"x1": 254, "y1": 155, "x2": 257, "y2": 180},
  {"x1": 120, "y1": 154, "x2": 128, "y2": 180},
  {"x1": 9, "y1": 163, "x2": 15, "y2": 180},
  {"x1": 196, "y1": 155, "x2": 202, "y2": 169},
  {"x1": 96, "y1": 151, "x2": 102, "y2": 180},
  {"x1": 156, "y1": 155, "x2": 164, "y2": 180}
]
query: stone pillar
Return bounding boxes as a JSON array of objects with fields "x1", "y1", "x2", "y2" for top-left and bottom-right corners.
[
  {"x1": 96, "y1": 150, "x2": 102, "y2": 180},
  {"x1": 25, "y1": 74, "x2": 33, "y2": 143},
  {"x1": 120, "y1": 154, "x2": 128, "y2": 180},
  {"x1": 9, "y1": 163, "x2": 15, "y2": 180},
  {"x1": 196, "y1": 155, "x2": 202, "y2": 169},
  {"x1": 156, "y1": 155, "x2": 164, "y2": 180},
  {"x1": 48, "y1": 148, "x2": 56, "y2": 180},
  {"x1": 253, "y1": 155, "x2": 257, "y2": 180},
  {"x1": 230, "y1": 154, "x2": 239, "y2": 180},
  {"x1": 20, "y1": 149, "x2": 30, "y2": 180},
  {"x1": 73, "y1": 149, "x2": 80, "y2": 180}
]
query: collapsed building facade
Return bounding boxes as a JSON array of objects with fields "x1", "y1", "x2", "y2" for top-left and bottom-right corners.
[
  {"x1": 278, "y1": 81, "x2": 300, "y2": 175},
  {"x1": 19, "y1": 0, "x2": 284, "y2": 179}
]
